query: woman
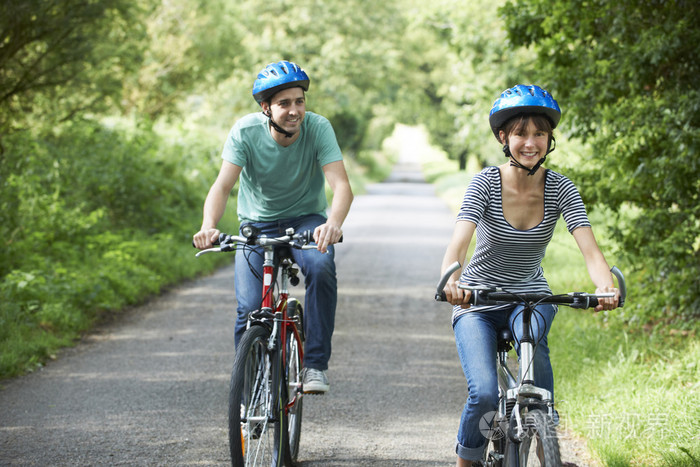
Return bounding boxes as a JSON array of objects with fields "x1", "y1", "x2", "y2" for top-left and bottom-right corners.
[{"x1": 440, "y1": 84, "x2": 620, "y2": 466}]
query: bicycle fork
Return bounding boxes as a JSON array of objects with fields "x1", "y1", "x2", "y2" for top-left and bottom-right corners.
[{"x1": 498, "y1": 340, "x2": 555, "y2": 444}]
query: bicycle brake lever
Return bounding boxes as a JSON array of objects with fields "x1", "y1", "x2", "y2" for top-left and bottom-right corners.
[
  {"x1": 435, "y1": 261, "x2": 461, "y2": 301},
  {"x1": 610, "y1": 266, "x2": 626, "y2": 307}
]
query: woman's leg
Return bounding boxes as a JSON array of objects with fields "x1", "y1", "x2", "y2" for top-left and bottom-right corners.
[{"x1": 452, "y1": 310, "x2": 507, "y2": 462}]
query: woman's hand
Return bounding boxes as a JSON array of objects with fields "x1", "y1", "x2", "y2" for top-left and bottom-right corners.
[
  {"x1": 594, "y1": 286, "x2": 620, "y2": 312},
  {"x1": 444, "y1": 280, "x2": 472, "y2": 309}
]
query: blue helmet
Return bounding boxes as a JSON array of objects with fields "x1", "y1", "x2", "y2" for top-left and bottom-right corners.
[
  {"x1": 489, "y1": 85, "x2": 561, "y2": 139},
  {"x1": 252, "y1": 60, "x2": 310, "y2": 105}
]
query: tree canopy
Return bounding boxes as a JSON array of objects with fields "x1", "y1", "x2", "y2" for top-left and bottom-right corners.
[{"x1": 499, "y1": 0, "x2": 700, "y2": 322}]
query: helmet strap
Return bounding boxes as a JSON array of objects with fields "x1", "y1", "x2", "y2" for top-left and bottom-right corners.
[
  {"x1": 262, "y1": 110, "x2": 295, "y2": 139},
  {"x1": 503, "y1": 136, "x2": 556, "y2": 176}
]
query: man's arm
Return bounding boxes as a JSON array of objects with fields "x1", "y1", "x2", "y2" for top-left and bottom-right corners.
[
  {"x1": 192, "y1": 160, "x2": 242, "y2": 249},
  {"x1": 315, "y1": 160, "x2": 353, "y2": 253}
]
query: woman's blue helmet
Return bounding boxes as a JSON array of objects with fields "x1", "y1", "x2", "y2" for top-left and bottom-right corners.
[
  {"x1": 252, "y1": 60, "x2": 310, "y2": 105},
  {"x1": 489, "y1": 85, "x2": 561, "y2": 139}
]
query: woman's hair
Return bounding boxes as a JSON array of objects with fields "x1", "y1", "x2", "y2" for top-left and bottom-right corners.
[{"x1": 499, "y1": 114, "x2": 553, "y2": 144}]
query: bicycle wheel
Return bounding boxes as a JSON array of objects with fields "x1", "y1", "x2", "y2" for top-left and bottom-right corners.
[
  {"x1": 229, "y1": 325, "x2": 287, "y2": 467},
  {"x1": 504, "y1": 408, "x2": 561, "y2": 466},
  {"x1": 284, "y1": 299, "x2": 304, "y2": 464}
]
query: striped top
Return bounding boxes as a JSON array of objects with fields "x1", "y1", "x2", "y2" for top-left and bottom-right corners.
[{"x1": 453, "y1": 166, "x2": 591, "y2": 323}]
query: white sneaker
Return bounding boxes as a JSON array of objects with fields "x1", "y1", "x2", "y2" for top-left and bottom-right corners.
[{"x1": 302, "y1": 368, "x2": 329, "y2": 394}]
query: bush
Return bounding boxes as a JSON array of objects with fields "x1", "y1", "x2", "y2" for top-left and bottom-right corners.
[{"x1": 0, "y1": 121, "x2": 234, "y2": 378}]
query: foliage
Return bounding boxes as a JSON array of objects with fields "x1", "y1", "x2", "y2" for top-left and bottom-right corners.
[
  {"x1": 404, "y1": 0, "x2": 537, "y2": 168},
  {"x1": 0, "y1": 0, "x2": 149, "y2": 133},
  {"x1": 226, "y1": 0, "x2": 422, "y2": 154},
  {"x1": 499, "y1": 0, "x2": 700, "y2": 326},
  {"x1": 552, "y1": 310, "x2": 700, "y2": 466},
  {"x1": 0, "y1": 121, "x2": 234, "y2": 377}
]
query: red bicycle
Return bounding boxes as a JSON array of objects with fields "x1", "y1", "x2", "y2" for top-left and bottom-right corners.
[{"x1": 196, "y1": 224, "x2": 317, "y2": 466}]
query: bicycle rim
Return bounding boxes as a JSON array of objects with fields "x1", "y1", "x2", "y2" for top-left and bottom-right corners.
[{"x1": 229, "y1": 326, "x2": 286, "y2": 466}]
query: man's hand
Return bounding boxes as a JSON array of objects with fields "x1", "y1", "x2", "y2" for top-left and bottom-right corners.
[
  {"x1": 192, "y1": 228, "x2": 221, "y2": 250},
  {"x1": 313, "y1": 223, "x2": 343, "y2": 253}
]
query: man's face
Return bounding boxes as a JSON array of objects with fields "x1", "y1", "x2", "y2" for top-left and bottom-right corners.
[{"x1": 262, "y1": 87, "x2": 306, "y2": 136}]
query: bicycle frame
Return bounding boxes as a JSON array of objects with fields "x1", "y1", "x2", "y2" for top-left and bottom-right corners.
[
  {"x1": 436, "y1": 262, "x2": 626, "y2": 466},
  {"x1": 496, "y1": 306, "x2": 554, "y2": 441},
  {"x1": 256, "y1": 244, "x2": 305, "y2": 411},
  {"x1": 197, "y1": 228, "x2": 315, "y2": 466}
]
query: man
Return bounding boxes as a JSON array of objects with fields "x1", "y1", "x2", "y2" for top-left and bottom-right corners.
[{"x1": 193, "y1": 60, "x2": 353, "y2": 394}]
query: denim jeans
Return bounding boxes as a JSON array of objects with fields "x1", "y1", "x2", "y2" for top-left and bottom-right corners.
[
  {"x1": 452, "y1": 304, "x2": 557, "y2": 461},
  {"x1": 233, "y1": 214, "x2": 337, "y2": 371}
]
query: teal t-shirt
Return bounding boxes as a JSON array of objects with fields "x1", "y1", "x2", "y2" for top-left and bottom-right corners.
[{"x1": 221, "y1": 111, "x2": 343, "y2": 222}]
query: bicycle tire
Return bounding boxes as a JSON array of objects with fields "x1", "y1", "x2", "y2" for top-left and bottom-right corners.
[
  {"x1": 229, "y1": 325, "x2": 288, "y2": 467},
  {"x1": 504, "y1": 408, "x2": 561, "y2": 466},
  {"x1": 284, "y1": 299, "x2": 304, "y2": 464}
]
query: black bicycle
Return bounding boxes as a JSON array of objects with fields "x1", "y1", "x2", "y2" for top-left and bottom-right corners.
[
  {"x1": 197, "y1": 225, "x2": 318, "y2": 466},
  {"x1": 436, "y1": 263, "x2": 626, "y2": 466}
]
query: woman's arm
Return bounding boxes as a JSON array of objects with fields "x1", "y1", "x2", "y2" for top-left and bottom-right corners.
[
  {"x1": 441, "y1": 221, "x2": 477, "y2": 308},
  {"x1": 572, "y1": 226, "x2": 620, "y2": 311}
]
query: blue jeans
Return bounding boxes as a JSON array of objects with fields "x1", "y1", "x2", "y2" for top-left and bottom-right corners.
[
  {"x1": 233, "y1": 214, "x2": 337, "y2": 371},
  {"x1": 452, "y1": 304, "x2": 557, "y2": 461}
]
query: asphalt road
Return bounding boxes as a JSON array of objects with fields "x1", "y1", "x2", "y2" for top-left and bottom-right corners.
[{"x1": 0, "y1": 127, "x2": 595, "y2": 466}]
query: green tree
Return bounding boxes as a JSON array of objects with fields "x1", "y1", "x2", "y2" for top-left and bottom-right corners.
[
  {"x1": 500, "y1": 0, "x2": 700, "y2": 324},
  {"x1": 223, "y1": 0, "x2": 433, "y2": 154},
  {"x1": 0, "y1": 0, "x2": 148, "y2": 134},
  {"x1": 401, "y1": 0, "x2": 536, "y2": 168}
]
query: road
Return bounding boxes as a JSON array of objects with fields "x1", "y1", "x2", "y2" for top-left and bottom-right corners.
[{"x1": 0, "y1": 127, "x2": 594, "y2": 466}]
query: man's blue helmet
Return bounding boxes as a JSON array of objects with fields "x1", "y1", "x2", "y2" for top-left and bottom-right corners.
[
  {"x1": 252, "y1": 60, "x2": 310, "y2": 105},
  {"x1": 489, "y1": 85, "x2": 561, "y2": 138}
]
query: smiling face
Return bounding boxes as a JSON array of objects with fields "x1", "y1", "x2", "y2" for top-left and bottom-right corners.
[
  {"x1": 499, "y1": 115, "x2": 552, "y2": 170},
  {"x1": 261, "y1": 86, "x2": 306, "y2": 140}
]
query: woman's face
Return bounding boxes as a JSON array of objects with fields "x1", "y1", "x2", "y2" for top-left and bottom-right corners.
[{"x1": 500, "y1": 119, "x2": 550, "y2": 170}]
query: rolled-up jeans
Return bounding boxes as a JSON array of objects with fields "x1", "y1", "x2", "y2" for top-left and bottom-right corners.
[
  {"x1": 233, "y1": 214, "x2": 337, "y2": 371},
  {"x1": 452, "y1": 303, "x2": 557, "y2": 461}
]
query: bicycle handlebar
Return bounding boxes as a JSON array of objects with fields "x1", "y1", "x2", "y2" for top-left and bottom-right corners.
[
  {"x1": 435, "y1": 263, "x2": 626, "y2": 309},
  {"x1": 194, "y1": 228, "x2": 341, "y2": 257}
]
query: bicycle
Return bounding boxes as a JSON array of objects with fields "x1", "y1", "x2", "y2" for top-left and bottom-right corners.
[
  {"x1": 196, "y1": 224, "x2": 321, "y2": 466},
  {"x1": 436, "y1": 263, "x2": 626, "y2": 466}
]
